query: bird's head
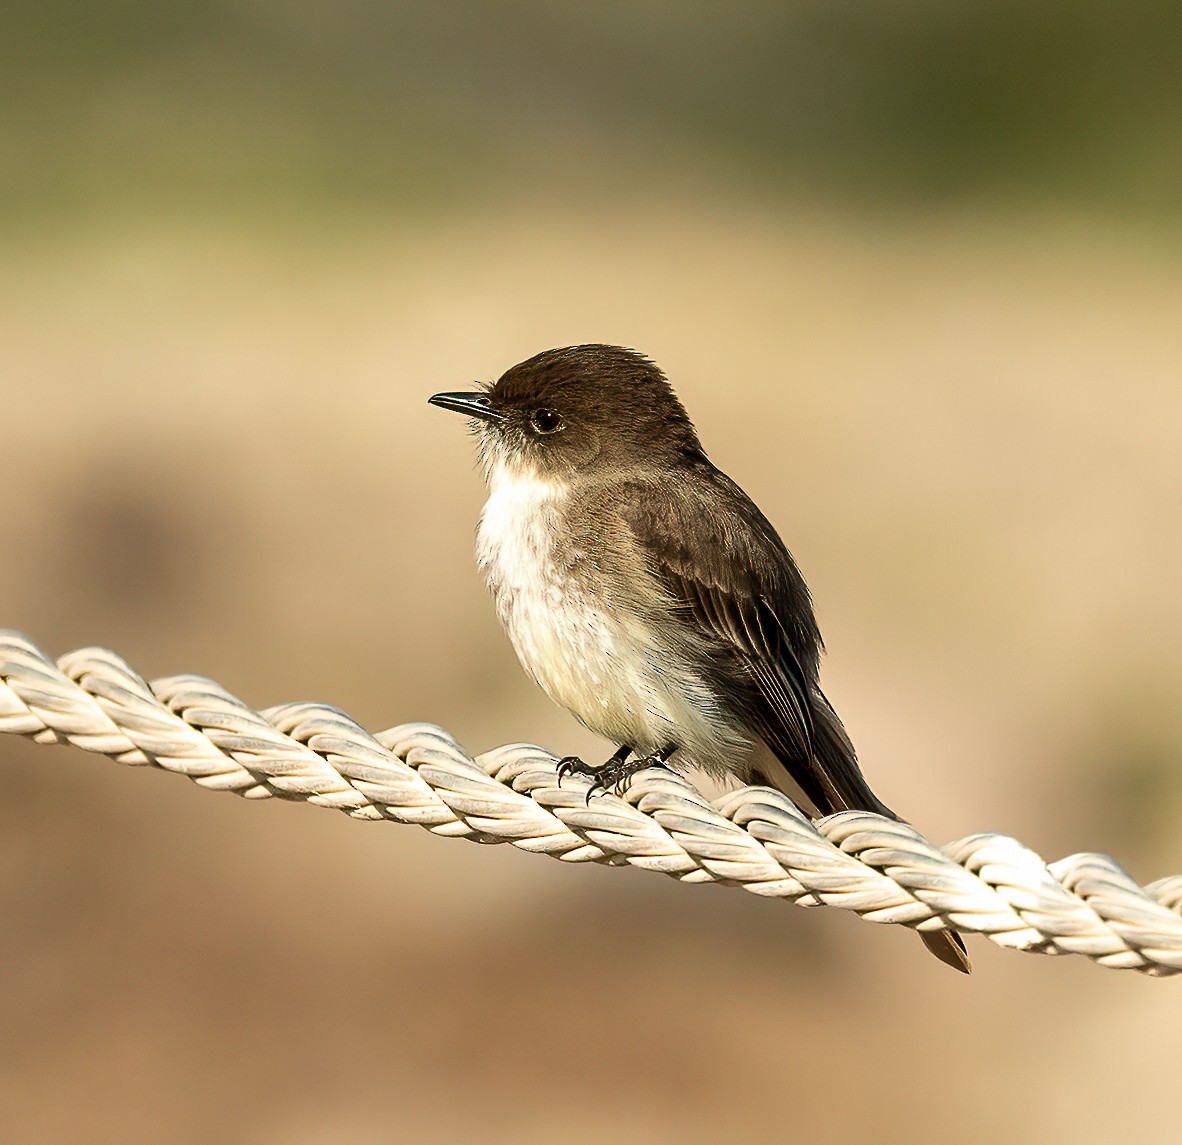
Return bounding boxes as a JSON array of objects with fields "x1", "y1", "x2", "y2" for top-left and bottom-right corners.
[{"x1": 429, "y1": 344, "x2": 703, "y2": 483}]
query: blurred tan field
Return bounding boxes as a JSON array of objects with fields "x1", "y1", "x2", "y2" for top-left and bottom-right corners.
[{"x1": 3, "y1": 5, "x2": 1182, "y2": 1143}]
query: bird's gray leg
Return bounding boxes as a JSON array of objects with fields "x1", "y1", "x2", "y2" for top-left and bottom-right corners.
[{"x1": 644, "y1": 743, "x2": 679, "y2": 768}]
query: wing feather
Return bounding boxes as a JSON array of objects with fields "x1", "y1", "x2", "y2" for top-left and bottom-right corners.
[{"x1": 616, "y1": 468, "x2": 898, "y2": 817}]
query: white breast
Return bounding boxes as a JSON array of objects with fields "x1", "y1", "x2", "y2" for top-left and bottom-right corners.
[
  {"x1": 476, "y1": 465, "x2": 611, "y2": 716},
  {"x1": 475, "y1": 462, "x2": 748, "y2": 769}
]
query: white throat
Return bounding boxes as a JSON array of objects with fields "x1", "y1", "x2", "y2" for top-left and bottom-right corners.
[{"x1": 475, "y1": 459, "x2": 568, "y2": 591}]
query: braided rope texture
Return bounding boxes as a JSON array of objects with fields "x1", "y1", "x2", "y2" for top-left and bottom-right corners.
[{"x1": 3, "y1": 631, "x2": 1180, "y2": 976}]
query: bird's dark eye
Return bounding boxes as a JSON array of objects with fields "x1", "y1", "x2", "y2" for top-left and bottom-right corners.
[{"x1": 530, "y1": 408, "x2": 563, "y2": 435}]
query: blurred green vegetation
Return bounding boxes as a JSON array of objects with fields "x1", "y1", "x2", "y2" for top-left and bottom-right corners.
[{"x1": 3, "y1": 1, "x2": 1181, "y2": 230}]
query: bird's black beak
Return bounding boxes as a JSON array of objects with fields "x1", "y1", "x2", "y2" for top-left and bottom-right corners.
[{"x1": 428, "y1": 391, "x2": 503, "y2": 423}]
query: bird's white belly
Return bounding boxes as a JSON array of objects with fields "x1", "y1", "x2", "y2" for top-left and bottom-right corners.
[{"x1": 475, "y1": 468, "x2": 744, "y2": 764}]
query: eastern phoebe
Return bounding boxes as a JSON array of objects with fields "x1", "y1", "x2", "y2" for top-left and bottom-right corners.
[{"x1": 429, "y1": 344, "x2": 969, "y2": 973}]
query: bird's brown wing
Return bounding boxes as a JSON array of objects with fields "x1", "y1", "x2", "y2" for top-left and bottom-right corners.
[{"x1": 617, "y1": 468, "x2": 882, "y2": 816}]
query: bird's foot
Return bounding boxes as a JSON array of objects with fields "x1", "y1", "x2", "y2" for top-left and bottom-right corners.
[
  {"x1": 556, "y1": 745, "x2": 677, "y2": 802},
  {"x1": 557, "y1": 744, "x2": 638, "y2": 802}
]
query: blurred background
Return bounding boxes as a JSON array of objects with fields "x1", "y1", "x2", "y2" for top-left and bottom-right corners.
[{"x1": 3, "y1": 2, "x2": 1181, "y2": 1141}]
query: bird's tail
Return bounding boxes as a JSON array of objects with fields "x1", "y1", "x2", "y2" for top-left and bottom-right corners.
[{"x1": 762, "y1": 691, "x2": 971, "y2": 974}]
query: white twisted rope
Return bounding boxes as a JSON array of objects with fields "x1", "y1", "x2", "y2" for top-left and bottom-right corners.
[{"x1": 3, "y1": 631, "x2": 1180, "y2": 976}]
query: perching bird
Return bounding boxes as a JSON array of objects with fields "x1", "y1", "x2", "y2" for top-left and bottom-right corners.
[{"x1": 429, "y1": 344, "x2": 969, "y2": 973}]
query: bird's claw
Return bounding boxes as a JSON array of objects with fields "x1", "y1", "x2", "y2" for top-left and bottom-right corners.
[
  {"x1": 556, "y1": 756, "x2": 607, "y2": 803},
  {"x1": 556, "y1": 756, "x2": 588, "y2": 784}
]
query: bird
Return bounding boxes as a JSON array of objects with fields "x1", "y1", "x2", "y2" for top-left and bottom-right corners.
[{"x1": 429, "y1": 344, "x2": 970, "y2": 973}]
